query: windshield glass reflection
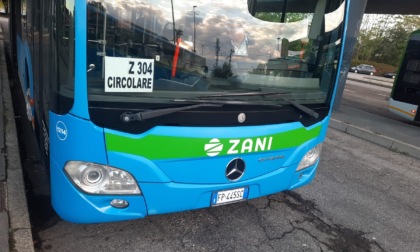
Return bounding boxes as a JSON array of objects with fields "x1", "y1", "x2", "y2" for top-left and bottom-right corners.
[{"x1": 86, "y1": 0, "x2": 346, "y2": 104}]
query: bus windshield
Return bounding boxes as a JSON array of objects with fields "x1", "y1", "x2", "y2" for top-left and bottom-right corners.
[{"x1": 86, "y1": 0, "x2": 346, "y2": 105}]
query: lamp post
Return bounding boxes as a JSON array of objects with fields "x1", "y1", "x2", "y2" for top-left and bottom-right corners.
[{"x1": 193, "y1": 5, "x2": 197, "y2": 53}]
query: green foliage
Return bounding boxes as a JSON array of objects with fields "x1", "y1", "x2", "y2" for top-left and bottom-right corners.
[
  {"x1": 255, "y1": 12, "x2": 281, "y2": 22},
  {"x1": 285, "y1": 13, "x2": 312, "y2": 23},
  {"x1": 288, "y1": 40, "x2": 302, "y2": 51},
  {"x1": 255, "y1": 12, "x2": 311, "y2": 23},
  {"x1": 213, "y1": 62, "x2": 233, "y2": 79},
  {"x1": 353, "y1": 15, "x2": 420, "y2": 67},
  {"x1": 251, "y1": 63, "x2": 266, "y2": 75}
]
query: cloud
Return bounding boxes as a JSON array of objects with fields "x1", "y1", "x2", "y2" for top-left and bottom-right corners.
[{"x1": 89, "y1": 0, "x2": 312, "y2": 70}]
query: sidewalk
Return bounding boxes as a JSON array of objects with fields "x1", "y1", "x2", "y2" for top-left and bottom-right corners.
[
  {"x1": 331, "y1": 73, "x2": 420, "y2": 160},
  {"x1": 331, "y1": 106, "x2": 420, "y2": 160},
  {"x1": 0, "y1": 26, "x2": 34, "y2": 252}
]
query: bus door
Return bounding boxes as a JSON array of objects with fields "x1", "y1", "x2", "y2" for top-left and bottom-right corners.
[
  {"x1": 8, "y1": 0, "x2": 17, "y2": 74},
  {"x1": 31, "y1": 0, "x2": 42, "y2": 127},
  {"x1": 34, "y1": 0, "x2": 51, "y2": 163},
  {"x1": 25, "y1": 0, "x2": 50, "y2": 162},
  {"x1": 40, "y1": 0, "x2": 52, "y2": 162},
  {"x1": 18, "y1": 0, "x2": 36, "y2": 127}
]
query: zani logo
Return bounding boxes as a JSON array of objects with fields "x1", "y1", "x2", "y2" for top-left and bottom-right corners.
[
  {"x1": 205, "y1": 137, "x2": 273, "y2": 157},
  {"x1": 204, "y1": 138, "x2": 224, "y2": 157}
]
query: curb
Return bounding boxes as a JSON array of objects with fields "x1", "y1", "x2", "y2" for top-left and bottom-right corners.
[
  {"x1": 1, "y1": 38, "x2": 34, "y2": 251},
  {"x1": 329, "y1": 118, "x2": 420, "y2": 160},
  {"x1": 0, "y1": 27, "x2": 8, "y2": 252}
]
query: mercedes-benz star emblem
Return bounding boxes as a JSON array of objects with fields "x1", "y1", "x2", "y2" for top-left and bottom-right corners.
[{"x1": 225, "y1": 158, "x2": 246, "y2": 181}]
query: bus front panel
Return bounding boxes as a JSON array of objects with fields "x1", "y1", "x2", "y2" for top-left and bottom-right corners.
[{"x1": 47, "y1": 0, "x2": 349, "y2": 223}]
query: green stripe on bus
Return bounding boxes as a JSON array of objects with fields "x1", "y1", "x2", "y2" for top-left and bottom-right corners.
[{"x1": 105, "y1": 125, "x2": 321, "y2": 160}]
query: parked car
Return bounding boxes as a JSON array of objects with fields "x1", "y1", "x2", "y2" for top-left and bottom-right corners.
[
  {"x1": 384, "y1": 72, "x2": 396, "y2": 79},
  {"x1": 349, "y1": 64, "x2": 376, "y2": 75}
]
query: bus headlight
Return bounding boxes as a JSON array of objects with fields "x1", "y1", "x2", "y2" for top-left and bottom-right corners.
[
  {"x1": 64, "y1": 161, "x2": 141, "y2": 195},
  {"x1": 296, "y1": 144, "x2": 322, "y2": 171}
]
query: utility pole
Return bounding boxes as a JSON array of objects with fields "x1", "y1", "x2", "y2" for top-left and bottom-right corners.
[
  {"x1": 215, "y1": 38, "x2": 220, "y2": 68},
  {"x1": 193, "y1": 6, "x2": 197, "y2": 53},
  {"x1": 227, "y1": 49, "x2": 234, "y2": 66}
]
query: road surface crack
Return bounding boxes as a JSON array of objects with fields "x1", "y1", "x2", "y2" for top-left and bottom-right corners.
[{"x1": 279, "y1": 191, "x2": 384, "y2": 251}]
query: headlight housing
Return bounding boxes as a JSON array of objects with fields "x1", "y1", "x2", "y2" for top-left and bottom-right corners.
[
  {"x1": 64, "y1": 161, "x2": 141, "y2": 195},
  {"x1": 297, "y1": 144, "x2": 322, "y2": 171}
]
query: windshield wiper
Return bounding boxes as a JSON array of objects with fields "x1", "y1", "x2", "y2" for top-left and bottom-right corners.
[
  {"x1": 120, "y1": 92, "x2": 318, "y2": 123},
  {"x1": 120, "y1": 103, "x2": 222, "y2": 123},
  {"x1": 197, "y1": 92, "x2": 319, "y2": 119},
  {"x1": 277, "y1": 96, "x2": 319, "y2": 119},
  {"x1": 173, "y1": 99, "x2": 281, "y2": 106},
  {"x1": 197, "y1": 91, "x2": 288, "y2": 98}
]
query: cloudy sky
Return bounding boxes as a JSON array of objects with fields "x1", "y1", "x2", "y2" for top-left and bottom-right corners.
[{"x1": 89, "y1": 0, "x2": 344, "y2": 70}]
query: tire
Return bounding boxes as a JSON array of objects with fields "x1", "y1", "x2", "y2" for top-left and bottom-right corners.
[
  {"x1": 354, "y1": 70, "x2": 358, "y2": 73},
  {"x1": 370, "y1": 72, "x2": 373, "y2": 76}
]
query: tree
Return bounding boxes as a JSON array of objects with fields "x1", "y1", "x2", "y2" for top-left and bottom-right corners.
[
  {"x1": 255, "y1": 12, "x2": 311, "y2": 23},
  {"x1": 213, "y1": 62, "x2": 233, "y2": 79},
  {"x1": 354, "y1": 14, "x2": 420, "y2": 67}
]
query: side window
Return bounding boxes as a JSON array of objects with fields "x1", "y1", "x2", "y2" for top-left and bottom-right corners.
[
  {"x1": 42, "y1": 0, "x2": 51, "y2": 124},
  {"x1": 51, "y1": 0, "x2": 75, "y2": 114},
  {"x1": 21, "y1": 0, "x2": 27, "y2": 36},
  {"x1": 394, "y1": 35, "x2": 420, "y2": 104},
  {"x1": 403, "y1": 59, "x2": 420, "y2": 85}
]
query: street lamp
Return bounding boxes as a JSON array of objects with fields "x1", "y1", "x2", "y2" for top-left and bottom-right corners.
[{"x1": 193, "y1": 5, "x2": 197, "y2": 53}]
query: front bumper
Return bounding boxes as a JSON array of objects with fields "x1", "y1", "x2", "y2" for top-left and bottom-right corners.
[{"x1": 51, "y1": 159, "x2": 318, "y2": 223}]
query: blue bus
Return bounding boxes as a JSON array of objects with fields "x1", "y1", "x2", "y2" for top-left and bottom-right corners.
[
  {"x1": 10, "y1": 0, "x2": 351, "y2": 223},
  {"x1": 388, "y1": 30, "x2": 420, "y2": 123}
]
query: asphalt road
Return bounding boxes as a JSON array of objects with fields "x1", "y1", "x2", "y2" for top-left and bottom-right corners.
[
  {"x1": 342, "y1": 79, "x2": 391, "y2": 117},
  {"x1": 341, "y1": 78, "x2": 417, "y2": 125},
  {"x1": 28, "y1": 129, "x2": 420, "y2": 252}
]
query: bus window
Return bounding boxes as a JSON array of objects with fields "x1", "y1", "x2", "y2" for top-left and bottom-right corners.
[
  {"x1": 53, "y1": 0, "x2": 75, "y2": 114},
  {"x1": 388, "y1": 32, "x2": 420, "y2": 122}
]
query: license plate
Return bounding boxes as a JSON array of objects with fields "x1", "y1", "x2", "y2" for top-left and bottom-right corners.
[{"x1": 211, "y1": 187, "x2": 249, "y2": 206}]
